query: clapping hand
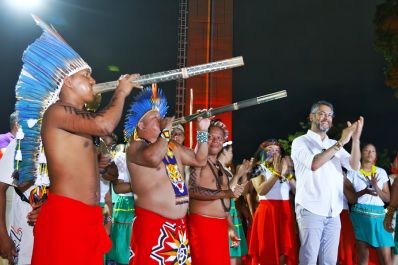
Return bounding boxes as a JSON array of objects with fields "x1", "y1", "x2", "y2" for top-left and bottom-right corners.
[
  {"x1": 231, "y1": 182, "x2": 248, "y2": 198},
  {"x1": 339, "y1": 116, "x2": 364, "y2": 145},
  {"x1": 352, "y1": 116, "x2": 364, "y2": 142}
]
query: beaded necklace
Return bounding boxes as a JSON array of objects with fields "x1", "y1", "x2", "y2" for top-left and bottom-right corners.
[
  {"x1": 359, "y1": 165, "x2": 377, "y2": 178},
  {"x1": 207, "y1": 159, "x2": 231, "y2": 212},
  {"x1": 137, "y1": 138, "x2": 189, "y2": 205}
]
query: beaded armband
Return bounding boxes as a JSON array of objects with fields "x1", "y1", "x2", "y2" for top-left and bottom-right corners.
[
  {"x1": 386, "y1": 206, "x2": 396, "y2": 219},
  {"x1": 197, "y1": 131, "x2": 208, "y2": 144},
  {"x1": 160, "y1": 128, "x2": 171, "y2": 142},
  {"x1": 269, "y1": 168, "x2": 281, "y2": 177},
  {"x1": 279, "y1": 172, "x2": 295, "y2": 183}
]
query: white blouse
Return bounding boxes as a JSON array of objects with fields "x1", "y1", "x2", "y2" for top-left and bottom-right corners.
[
  {"x1": 347, "y1": 167, "x2": 389, "y2": 206},
  {"x1": 255, "y1": 163, "x2": 291, "y2": 201}
]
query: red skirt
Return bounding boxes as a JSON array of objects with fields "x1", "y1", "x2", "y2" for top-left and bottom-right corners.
[
  {"x1": 188, "y1": 213, "x2": 230, "y2": 265},
  {"x1": 338, "y1": 209, "x2": 356, "y2": 265},
  {"x1": 129, "y1": 207, "x2": 190, "y2": 265},
  {"x1": 249, "y1": 200, "x2": 298, "y2": 265},
  {"x1": 31, "y1": 193, "x2": 111, "y2": 265}
]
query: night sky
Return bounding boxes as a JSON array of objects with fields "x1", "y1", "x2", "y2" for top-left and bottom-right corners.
[{"x1": 0, "y1": 1, "x2": 396, "y2": 164}]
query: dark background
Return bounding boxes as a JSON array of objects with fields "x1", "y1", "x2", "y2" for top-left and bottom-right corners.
[{"x1": 0, "y1": 0, "x2": 396, "y2": 165}]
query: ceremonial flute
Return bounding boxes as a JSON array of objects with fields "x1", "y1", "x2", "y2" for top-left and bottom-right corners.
[
  {"x1": 172, "y1": 90, "x2": 287, "y2": 125},
  {"x1": 93, "y1": 56, "x2": 244, "y2": 94}
]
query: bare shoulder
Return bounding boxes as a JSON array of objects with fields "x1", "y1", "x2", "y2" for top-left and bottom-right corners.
[
  {"x1": 46, "y1": 102, "x2": 98, "y2": 120},
  {"x1": 126, "y1": 140, "x2": 146, "y2": 161},
  {"x1": 42, "y1": 103, "x2": 63, "y2": 128},
  {"x1": 43, "y1": 102, "x2": 73, "y2": 121},
  {"x1": 44, "y1": 103, "x2": 60, "y2": 118}
]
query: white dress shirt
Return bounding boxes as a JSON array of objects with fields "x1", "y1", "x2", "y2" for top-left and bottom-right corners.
[
  {"x1": 347, "y1": 167, "x2": 388, "y2": 206},
  {"x1": 291, "y1": 130, "x2": 352, "y2": 217},
  {"x1": 0, "y1": 139, "x2": 35, "y2": 264},
  {"x1": 113, "y1": 152, "x2": 133, "y2": 197},
  {"x1": 0, "y1": 139, "x2": 16, "y2": 186}
]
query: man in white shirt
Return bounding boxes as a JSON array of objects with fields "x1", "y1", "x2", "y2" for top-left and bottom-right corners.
[
  {"x1": 291, "y1": 100, "x2": 363, "y2": 265},
  {"x1": 0, "y1": 139, "x2": 34, "y2": 265}
]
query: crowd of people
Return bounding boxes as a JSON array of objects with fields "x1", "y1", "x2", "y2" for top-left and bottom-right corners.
[{"x1": 0, "y1": 15, "x2": 398, "y2": 265}]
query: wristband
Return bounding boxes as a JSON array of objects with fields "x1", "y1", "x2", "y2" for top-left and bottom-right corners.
[
  {"x1": 269, "y1": 168, "x2": 281, "y2": 177},
  {"x1": 386, "y1": 206, "x2": 396, "y2": 219},
  {"x1": 333, "y1": 141, "x2": 343, "y2": 151},
  {"x1": 197, "y1": 131, "x2": 208, "y2": 144},
  {"x1": 105, "y1": 215, "x2": 112, "y2": 224},
  {"x1": 160, "y1": 128, "x2": 171, "y2": 142},
  {"x1": 284, "y1": 173, "x2": 294, "y2": 181}
]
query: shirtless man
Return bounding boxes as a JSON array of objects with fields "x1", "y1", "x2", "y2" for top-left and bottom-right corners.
[
  {"x1": 16, "y1": 16, "x2": 142, "y2": 265},
  {"x1": 31, "y1": 70, "x2": 141, "y2": 264},
  {"x1": 188, "y1": 119, "x2": 247, "y2": 265},
  {"x1": 125, "y1": 86, "x2": 210, "y2": 265}
]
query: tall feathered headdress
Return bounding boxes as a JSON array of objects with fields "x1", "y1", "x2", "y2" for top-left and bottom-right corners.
[
  {"x1": 13, "y1": 15, "x2": 91, "y2": 186},
  {"x1": 124, "y1": 84, "x2": 169, "y2": 141}
]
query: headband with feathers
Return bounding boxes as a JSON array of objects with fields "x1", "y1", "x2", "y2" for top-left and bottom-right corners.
[{"x1": 124, "y1": 84, "x2": 168, "y2": 141}]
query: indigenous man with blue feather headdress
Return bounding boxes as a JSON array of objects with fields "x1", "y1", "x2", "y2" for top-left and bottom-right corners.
[
  {"x1": 12, "y1": 15, "x2": 142, "y2": 265},
  {"x1": 124, "y1": 84, "x2": 210, "y2": 265}
]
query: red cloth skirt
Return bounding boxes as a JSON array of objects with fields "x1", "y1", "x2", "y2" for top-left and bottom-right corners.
[
  {"x1": 187, "y1": 213, "x2": 230, "y2": 265},
  {"x1": 249, "y1": 200, "x2": 298, "y2": 265},
  {"x1": 31, "y1": 193, "x2": 111, "y2": 265},
  {"x1": 129, "y1": 207, "x2": 190, "y2": 265},
  {"x1": 338, "y1": 209, "x2": 356, "y2": 265},
  {"x1": 244, "y1": 225, "x2": 253, "y2": 265}
]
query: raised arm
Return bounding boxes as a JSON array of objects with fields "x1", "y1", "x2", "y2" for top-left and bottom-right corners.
[
  {"x1": 348, "y1": 117, "x2": 363, "y2": 170},
  {"x1": 44, "y1": 74, "x2": 141, "y2": 137},
  {"x1": 229, "y1": 159, "x2": 252, "y2": 188},
  {"x1": 177, "y1": 117, "x2": 211, "y2": 168},
  {"x1": 112, "y1": 180, "x2": 133, "y2": 194},
  {"x1": 188, "y1": 167, "x2": 234, "y2": 201},
  {"x1": 311, "y1": 119, "x2": 362, "y2": 171},
  {"x1": 126, "y1": 138, "x2": 168, "y2": 168},
  {"x1": 251, "y1": 155, "x2": 284, "y2": 196},
  {"x1": 126, "y1": 117, "x2": 174, "y2": 168}
]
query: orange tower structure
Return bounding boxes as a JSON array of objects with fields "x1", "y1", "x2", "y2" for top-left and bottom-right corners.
[{"x1": 179, "y1": 0, "x2": 234, "y2": 147}]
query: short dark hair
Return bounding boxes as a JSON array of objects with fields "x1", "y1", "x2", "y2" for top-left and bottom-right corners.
[
  {"x1": 310, "y1": 100, "x2": 334, "y2": 114},
  {"x1": 361, "y1": 143, "x2": 377, "y2": 163},
  {"x1": 10, "y1": 112, "x2": 18, "y2": 130},
  {"x1": 361, "y1": 143, "x2": 376, "y2": 152}
]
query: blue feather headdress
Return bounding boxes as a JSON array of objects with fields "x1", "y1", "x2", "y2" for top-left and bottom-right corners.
[
  {"x1": 124, "y1": 84, "x2": 169, "y2": 141},
  {"x1": 13, "y1": 15, "x2": 90, "y2": 186}
]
